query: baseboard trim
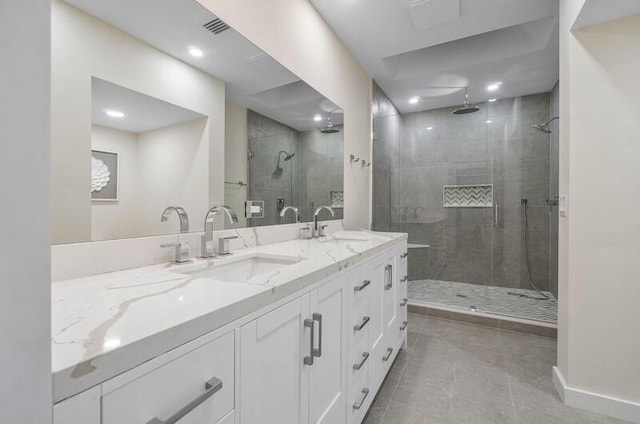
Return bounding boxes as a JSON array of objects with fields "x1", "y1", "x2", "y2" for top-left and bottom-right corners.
[{"x1": 553, "y1": 366, "x2": 640, "y2": 423}]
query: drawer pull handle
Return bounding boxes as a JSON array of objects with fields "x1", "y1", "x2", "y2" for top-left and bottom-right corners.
[
  {"x1": 354, "y1": 279, "x2": 370, "y2": 292},
  {"x1": 304, "y1": 318, "x2": 315, "y2": 366},
  {"x1": 401, "y1": 275, "x2": 408, "y2": 282},
  {"x1": 401, "y1": 252, "x2": 408, "y2": 258},
  {"x1": 354, "y1": 316, "x2": 370, "y2": 332},
  {"x1": 384, "y1": 264, "x2": 393, "y2": 290},
  {"x1": 400, "y1": 321, "x2": 408, "y2": 331},
  {"x1": 312, "y1": 313, "x2": 322, "y2": 358},
  {"x1": 353, "y1": 352, "x2": 370, "y2": 371},
  {"x1": 382, "y1": 347, "x2": 393, "y2": 362},
  {"x1": 353, "y1": 388, "x2": 370, "y2": 410},
  {"x1": 146, "y1": 376, "x2": 222, "y2": 424},
  {"x1": 400, "y1": 298, "x2": 408, "y2": 307}
]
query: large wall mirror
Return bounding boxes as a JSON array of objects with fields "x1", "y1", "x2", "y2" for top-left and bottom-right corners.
[{"x1": 51, "y1": 0, "x2": 344, "y2": 244}]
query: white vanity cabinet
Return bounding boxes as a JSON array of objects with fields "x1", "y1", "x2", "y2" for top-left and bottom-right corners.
[
  {"x1": 239, "y1": 275, "x2": 347, "y2": 424},
  {"x1": 53, "y1": 386, "x2": 100, "y2": 424},
  {"x1": 52, "y1": 238, "x2": 407, "y2": 424}
]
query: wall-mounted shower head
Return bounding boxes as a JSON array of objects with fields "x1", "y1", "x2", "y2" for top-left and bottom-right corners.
[
  {"x1": 452, "y1": 87, "x2": 480, "y2": 115},
  {"x1": 278, "y1": 150, "x2": 295, "y2": 161},
  {"x1": 532, "y1": 116, "x2": 559, "y2": 134}
]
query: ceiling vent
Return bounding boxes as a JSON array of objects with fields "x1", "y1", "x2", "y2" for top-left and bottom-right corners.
[{"x1": 202, "y1": 18, "x2": 230, "y2": 35}]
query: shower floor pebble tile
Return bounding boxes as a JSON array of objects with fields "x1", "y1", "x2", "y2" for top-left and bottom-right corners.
[
  {"x1": 408, "y1": 279, "x2": 557, "y2": 324},
  {"x1": 363, "y1": 314, "x2": 627, "y2": 424}
]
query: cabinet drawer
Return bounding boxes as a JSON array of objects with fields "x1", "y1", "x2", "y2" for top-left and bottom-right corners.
[
  {"x1": 102, "y1": 331, "x2": 234, "y2": 424},
  {"x1": 348, "y1": 292, "x2": 369, "y2": 349},
  {"x1": 347, "y1": 369, "x2": 370, "y2": 424}
]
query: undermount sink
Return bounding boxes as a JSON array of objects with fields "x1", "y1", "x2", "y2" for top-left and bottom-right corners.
[{"x1": 184, "y1": 254, "x2": 302, "y2": 283}]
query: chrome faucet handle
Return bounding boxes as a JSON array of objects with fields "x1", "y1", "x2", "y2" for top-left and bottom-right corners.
[
  {"x1": 160, "y1": 241, "x2": 190, "y2": 263},
  {"x1": 217, "y1": 236, "x2": 238, "y2": 256},
  {"x1": 318, "y1": 224, "x2": 329, "y2": 237}
]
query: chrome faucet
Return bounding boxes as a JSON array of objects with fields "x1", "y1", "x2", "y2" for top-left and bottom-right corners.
[
  {"x1": 280, "y1": 206, "x2": 300, "y2": 224},
  {"x1": 160, "y1": 206, "x2": 190, "y2": 263},
  {"x1": 201, "y1": 205, "x2": 239, "y2": 258},
  {"x1": 312, "y1": 206, "x2": 335, "y2": 238}
]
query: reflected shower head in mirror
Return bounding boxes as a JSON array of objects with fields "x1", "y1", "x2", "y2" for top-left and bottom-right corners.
[
  {"x1": 320, "y1": 114, "x2": 340, "y2": 133},
  {"x1": 278, "y1": 150, "x2": 295, "y2": 161},
  {"x1": 532, "y1": 116, "x2": 559, "y2": 134},
  {"x1": 452, "y1": 87, "x2": 480, "y2": 115}
]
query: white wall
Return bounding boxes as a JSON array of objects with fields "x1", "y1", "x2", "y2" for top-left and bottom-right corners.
[
  {"x1": 196, "y1": 0, "x2": 373, "y2": 229},
  {"x1": 91, "y1": 125, "x2": 139, "y2": 240},
  {"x1": 224, "y1": 102, "x2": 249, "y2": 228},
  {"x1": 558, "y1": 1, "x2": 640, "y2": 421},
  {"x1": 0, "y1": 0, "x2": 52, "y2": 422},
  {"x1": 136, "y1": 119, "x2": 209, "y2": 236},
  {"x1": 51, "y1": 0, "x2": 225, "y2": 244},
  {"x1": 91, "y1": 120, "x2": 209, "y2": 240}
]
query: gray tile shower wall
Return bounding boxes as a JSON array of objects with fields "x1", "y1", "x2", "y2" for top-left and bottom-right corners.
[
  {"x1": 298, "y1": 127, "x2": 344, "y2": 222},
  {"x1": 247, "y1": 110, "x2": 344, "y2": 226},
  {"x1": 372, "y1": 86, "x2": 554, "y2": 292},
  {"x1": 247, "y1": 110, "x2": 300, "y2": 227}
]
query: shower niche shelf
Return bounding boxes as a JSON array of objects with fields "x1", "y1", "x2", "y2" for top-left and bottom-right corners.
[{"x1": 443, "y1": 184, "x2": 493, "y2": 208}]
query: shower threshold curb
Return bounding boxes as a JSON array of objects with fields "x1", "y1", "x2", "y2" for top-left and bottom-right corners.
[{"x1": 409, "y1": 301, "x2": 558, "y2": 338}]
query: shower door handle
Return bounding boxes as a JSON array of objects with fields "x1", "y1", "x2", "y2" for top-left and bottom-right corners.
[{"x1": 494, "y1": 203, "x2": 499, "y2": 227}]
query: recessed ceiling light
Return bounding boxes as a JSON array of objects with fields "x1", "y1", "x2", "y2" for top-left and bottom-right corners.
[
  {"x1": 427, "y1": 126, "x2": 433, "y2": 130},
  {"x1": 189, "y1": 46, "x2": 203, "y2": 57},
  {"x1": 488, "y1": 98, "x2": 497, "y2": 102},
  {"x1": 314, "y1": 115, "x2": 322, "y2": 122},
  {"x1": 486, "y1": 120, "x2": 492, "y2": 124},
  {"x1": 409, "y1": 96, "x2": 419, "y2": 104},
  {"x1": 487, "y1": 83, "x2": 501, "y2": 91},
  {"x1": 104, "y1": 110, "x2": 125, "y2": 118}
]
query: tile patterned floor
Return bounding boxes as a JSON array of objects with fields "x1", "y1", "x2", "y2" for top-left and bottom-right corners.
[
  {"x1": 408, "y1": 279, "x2": 558, "y2": 324},
  {"x1": 363, "y1": 314, "x2": 628, "y2": 424}
]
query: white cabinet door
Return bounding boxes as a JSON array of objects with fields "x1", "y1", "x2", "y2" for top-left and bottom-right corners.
[
  {"x1": 53, "y1": 386, "x2": 100, "y2": 424},
  {"x1": 367, "y1": 258, "x2": 386, "y2": 390},
  {"x1": 382, "y1": 253, "x2": 399, "y2": 342},
  {"x1": 309, "y1": 276, "x2": 346, "y2": 424},
  {"x1": 240, "y1": 296, "x2": 310, "y2": 424}
]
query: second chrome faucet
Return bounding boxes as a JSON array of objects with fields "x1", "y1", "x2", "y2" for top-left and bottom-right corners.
[{"x1": 201, "y1": 204, "x2": 239, "y2": 258}]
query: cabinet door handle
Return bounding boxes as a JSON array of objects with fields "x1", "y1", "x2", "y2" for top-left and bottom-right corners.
[
  {"x1": 400, "y1": 321, "x2": 408, "y2": 331},
  {"x1": 354, "y1": 279, "x2": 370, "y2": 292},
  {"x1": 353, "y1": 388, "x2": 370, "y2": 410},
  {"x1": 401, "y1": 275, "x2": 408, "y2": 282},
  {"x1": 312, "y1": 313, "x2": 322, "y2": 358},
  {"x1": 382, "y1": 347, "x2": 393, "y2": 362},
  {"x1": 384, "y1": 264, "x2": 393, "y2": 290},
  {"x1": 352, "y1": 352, "x2": 370, "y2": 370},
  {"x1": 400, "y1": 298, "x2": 408, "y2": 307},
  {"x1": 304, "y1": 318, "x2": 314, "y2": 366},
  {"x1": 401, "y1": 252, "x2": 408, "y2": 258},
  {"x1": 353, "y1": 316, "x2": 370, "y2": 332},
  {"x1": 146, "y1": 377, "x2": 222, "y2": 424}
]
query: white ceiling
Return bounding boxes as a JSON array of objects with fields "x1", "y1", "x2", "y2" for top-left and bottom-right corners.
[
  {"x1": 64, "y1": 0, "x2": 343, "y2": 131},
  {"x1": 309, "y1": 0, "x2": 559, "y2": 114},
  {"x1": 92, "y1": 77, "x2": 205, "y2": 133}
]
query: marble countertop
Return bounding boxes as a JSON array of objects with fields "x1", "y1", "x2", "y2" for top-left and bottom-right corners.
[{"x1": 52, "y1": 230, "x2": 407, "y2": 402}]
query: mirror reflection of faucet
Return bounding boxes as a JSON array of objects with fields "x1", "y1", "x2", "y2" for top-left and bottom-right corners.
[
  {"x1": 201, "y1": 205, "x2": 239, "y2": 258},
  {"x1": 280, "y1": 205, "x2": 300, "y2": 224},
  {"x1": 159, "y1": 206, "x2": 191, "y2": 263},
  {"x1": 312, "y1": 206, "x2": 335, "y2": 238}
]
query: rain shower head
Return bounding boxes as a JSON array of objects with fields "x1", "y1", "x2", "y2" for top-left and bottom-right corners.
[
  {"x1": 452, "y1": 87, "x2": 480, "y2": 115},
  {"x1": 532, "y1": 116, "x2": 559, "y2": 134},
  {"x1": 320, "y1": 114, "x2": 340, "y2": 133}
]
